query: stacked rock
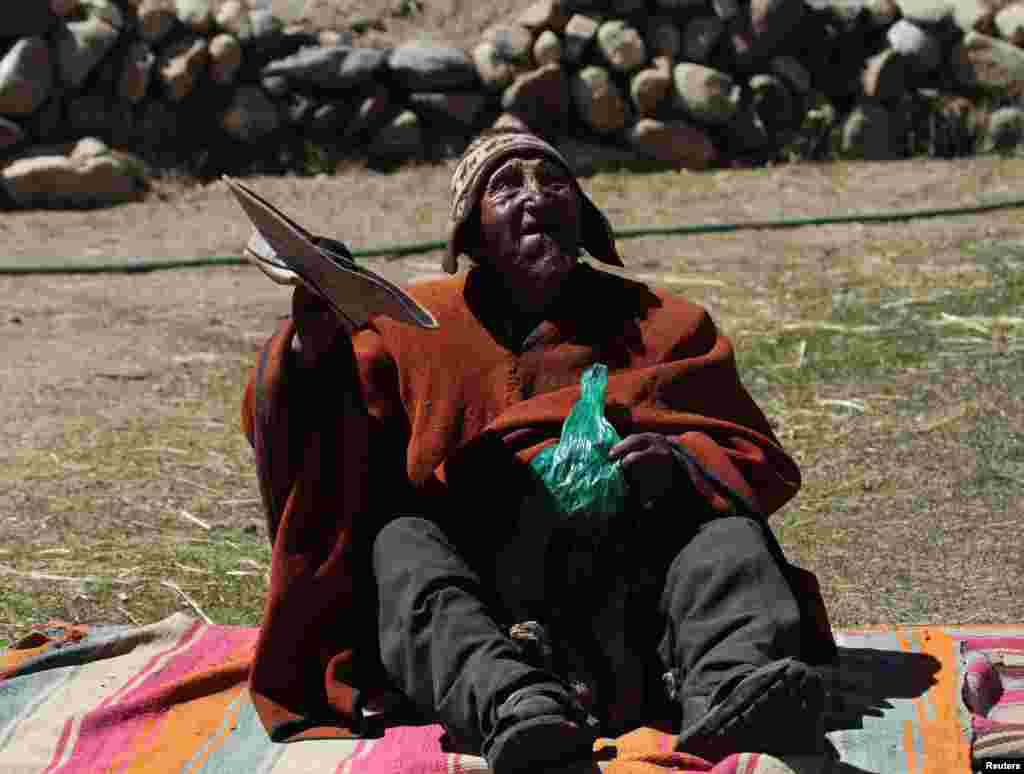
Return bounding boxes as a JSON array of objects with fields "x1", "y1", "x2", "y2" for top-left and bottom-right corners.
[{"x1": 2, "y1": 0, "x2": 1024, "y2": 207}]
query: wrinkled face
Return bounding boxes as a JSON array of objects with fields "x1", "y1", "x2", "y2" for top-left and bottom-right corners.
[{"x1": 477, "y1": 153, "x2": 582, "y2": 312}]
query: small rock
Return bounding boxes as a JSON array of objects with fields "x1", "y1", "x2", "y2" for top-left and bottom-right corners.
[
  {"x1": 216, "y1": 0, "x2": 252, "y2": 40},
  {"x1": 629, "y1": 118, "x2": 717, "y2": 167},
  {"x1": 220, "y1": 84, "x2": 280, "y2": 141},
  {"x1": 861, "y1": 47, "x2": 908, "y2": 99},
  {"x1": 770, "y1": 55, "x2": 811, "y2": 94},
  {"x1": 175, "y1": 0, "x2": 214, "y2": 34},
  {"x1": 0, "y1": 116, "x2": 26, "y2": 152},
  {"x1": 158, "y1": 34, "x2": 209, "y2": 101},
  {"x1": 501, "y1": 62, "x2": 570, "y2": 132},
  {"x1": 209, "y1": 33, "x2": 242, "y2": 85},
  {"x1": 368, "y1": 109, "x2": 423, "y2": 160},
  {"x1": 995, "y1": 3, "x2": 1024, "y2": 45},
  {"x1": 410, "y1": 91, "x2": 488, "y2": 128},
  {"x1": 563, "y1": 14, "x2": 600, "y2": 65},
  {"x1": 118, "y1": 41, "x2": 155, "y2": 103},
  {"x1": 841, "y1": 102, "x2": 898, "y2": 159},
  {"x1": 482, "y1": 23, "x2": 535, "y2": 67},
  {"x1": 682, "y1": 17, "x2": 724, "y2": 63},
  {"x1": 5, "y1": 3, "x2": 56, "y2": 38},
  {"x1": 952, "y1": 31, "x2": 1024, "y2": 91},
  {"x1": 630, "y1": 66, "x2": 672, "y2": 117},
  {"x1": 388, "y1": 43, "x2": 478, "y2": 91},
  {"x1": 673, "y1": 62, "x2": 741, "y2": 125},
  {"x1": 55, "y1": 0, "x2": 122, "y2": 89},
  {"x1": 983, "y1": 105, "x2": 1024, "y2": 151},
  {"x1": 597, "y1": 20, "x2": 646, "y2": 73},
  {"x1": 647, "y1": 18, "x2": 682, "y2": 59},
  {"x1": 571, "y1": 65, "x2": 629, "y2": 134},
  {"x1": 263, "y1": 46, "x2": 387, "y2": 91},
  {"x1": 0, "y1": 37, "x2": 53, "y2": 116},
  {"x1": 519, "y1": 0, "x2": 571, "y2": 33},
  {"x1": 473, "y1": 41, "x2": 526, "y2": 92},
  {"x1": 534, "y1": 29, "x2": 562, "y2": 66},
  {"x1": 887, "y1": 19, "x2": 944, "y2": 73},
  {"x1": 136, "y1": 0, "x2": 177, "y2": 44},
  {"x1": 897, "y1": 0, "x2": 953, "y2": 26}
]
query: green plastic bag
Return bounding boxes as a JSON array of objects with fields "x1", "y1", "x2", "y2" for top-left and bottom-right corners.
[{"x1": 528, "y1": 363, "x2": 629, "y2": 519}]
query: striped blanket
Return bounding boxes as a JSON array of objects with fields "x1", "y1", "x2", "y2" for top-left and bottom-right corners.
[{"x1": 0, "y1": 613, "x2": 1016, "y2": 773}]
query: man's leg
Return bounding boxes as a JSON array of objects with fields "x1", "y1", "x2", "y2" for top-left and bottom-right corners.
[
  {"x1": 659, "y1": 515, "x2": 825, "y2": 761},
  {"x1": 372, "y1": 516, "x2": 596, "y2": 772}
]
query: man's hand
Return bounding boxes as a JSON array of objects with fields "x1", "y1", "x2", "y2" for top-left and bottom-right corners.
[
  {"x1": 608, "y1": 433, "x2": 681, "y2": 505},
  {"x1": 290, "y1": 283, "x2": 347, "y2": 368}
]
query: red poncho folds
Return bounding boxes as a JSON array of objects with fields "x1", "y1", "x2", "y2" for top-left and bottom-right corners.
[{"x1": 241, "y1": 264, "x2": 827, "y2": 743}]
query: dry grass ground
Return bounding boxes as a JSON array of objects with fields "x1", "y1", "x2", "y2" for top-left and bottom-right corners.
[{"x1": 1, "y1": 156, "x2": 1023, "y2": 647}]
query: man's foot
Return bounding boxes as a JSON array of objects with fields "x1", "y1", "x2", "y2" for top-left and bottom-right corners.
[
  {"x1": 675, "y1": 658, "x2": 825, "y2": 762},
  {"x1": 484, "y1": 682, "x2": 598, "y2": 774}
]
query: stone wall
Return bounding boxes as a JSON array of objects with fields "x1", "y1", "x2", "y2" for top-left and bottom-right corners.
[{"x1": 2, "y1": 0, "x2": 1024, "y2": 207}]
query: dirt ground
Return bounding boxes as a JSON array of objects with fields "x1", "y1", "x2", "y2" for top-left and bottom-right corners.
[{"x1": 2, "y1": 155, "x2": 1023, "y2": 643}]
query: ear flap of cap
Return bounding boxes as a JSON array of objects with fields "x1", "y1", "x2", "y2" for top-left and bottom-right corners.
[{"x1": 579, "y1": 191, "x2": 623, "y2": 267}]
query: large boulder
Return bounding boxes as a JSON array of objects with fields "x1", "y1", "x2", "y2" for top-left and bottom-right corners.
[
  {"x1": 157, "y1": 34, "x2": 209, "y2": 101},
  {"x1": 571, "y1": 65, "x2": 629, "y2": 134},
  {"x1": 630, "y1": 65, "x2": 673, "y2": 117},
  {"x1": 953, "y1": 31, "x2": 1024, "y2": 93},
  {"x1": 597, "y1": 20, "x2": 646, "y2": 73},
  {"x1": 220, "y1": 84, "x2": 280, "y2": 142},
  {"x1": 502, "y1": 62, "x2": 571, "y2": 132},
  {"x1": 673, "y1": 63, "x2": 741, "y2": 125},
  {"x1": 1, "y1": 137, "x2": 147, "y2": 209},
  {"x1": 482, "y1": 23, "x2": 535, "y2": 68},
  {"x1": 0, "y1": 37, "x2": 53, "y2": 116},
  {"x1": 262, "y1": 46, "x2": 387, "y2": 91},
  {"x1": 388, "y1": 44, "x2": 478, "y2": 91},
  {"x1": 54, "y1": 0, "x2": 122, "y2": 89},
  {"x1": 628, "y1": 118, "x2": 717, "y2": 167},
  {"x1": 994, "y1": 3, "x2": 1024, "y2": 45},
  {"x1": 887, "y1": 19, "x2": 944, "y2": 73},
  {"x1": 563, "y1": 14, "x2": 600, "y2": 65},
  {"x1": 534, "y1": 29, "x2": 563, "y2": 66}
]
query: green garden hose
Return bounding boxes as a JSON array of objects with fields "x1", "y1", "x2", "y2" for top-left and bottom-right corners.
[{"x1": 3, "y1": 195, "x2": 1023, "y2": 275}]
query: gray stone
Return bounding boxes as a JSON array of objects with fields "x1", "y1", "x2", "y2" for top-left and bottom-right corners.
[
  {"x1": 770, "y1": 55, "x2": 811, "y2": 94},
  {"x1": 482, "y1": 23, "x2": 535, "y2": 66},
  {"x1": 4, "y1": 3, "x2": 56, "y2": 38},
  {"x1": 157, "y1": 34, "x2": 209, "y2": 101},
  {"x1": 519, "y1": 0, "x2": 571, "y2": 33},
  {"x1": 410, "y1": 91, "x2": 488, "y2": 127},
  {"x1": 473, "y1": 41, "x2": 524, "y2": 92},
  {"x1": 217, "y1": 0, "x2": 253, "y2": 40},
  {"x1": 175, "y1": 0, "x2": 214, "y2": 34},
  {"x1": 841, "y1": 102, "x2": 898, "y2": 159},
  {"x1": 952, "y1": 31, "x2": 1024, "y2": 91},
  {"x1": 55, "y1": 0, "x2": 122, "y2": 89},
  {"x1": 369, "y1": 109, "x2": 423, "y2": 160},
  {"x1": 750, "y1": 0, "x2": 806, "y2": 56},
  {"x1": 673, "y1": 62, "x2": 740, "y2": 125},
  {"x1": 563, "y1": 14, "x2": 600, "y2": 64},
  {"x1": 249, "y1": 7, "x2": 282, "y2": 39},
  {"x1": 995, "y1": 3, "x2": 1024, "y2": 45},
  {"x1": 597, "y1": 20, "x2": 646, "y2": 73},
  {"x1": 388, "y1": 44, "x2": 478, "y2": 91},
  {"x1": 136, "y1": 0, "x2": 176, "y2": 44},
  {"x1": 887, "y1": 19, "x2": 944, "y2": 73},
  {"x1": 220, "y1": 85, "x2": 280, "y2": 141},
  {"x1": 860, "y1": 47, "x2": 908, "y2": 99},
  {"x1": 534, "y1": 29, "x2": 563, "y2": 66},
  {"x1": 0, "y1": 37, "x2": 53, "y2": 116},
  {"x1": 983, "y1": 105, "x2": 1024, "y2": 151},
  {"x1": 897, "y1": 0, "x2": 953, "y2": 25},
  {"x1": 501, "y1": 62, "x2": 570, "y2": 131},
  {"x1": 118, "y1": 41, "x2": 155, "y2": 103},
  {"x1": 2, "y1": 137, "x2": 147, "y2": 208},
  {"x1": 571, "y1": 65, "x2": 628, "y2": 134},
  {"x1": 0, "y1": 116, "x2": 26, "y2": 152},
  {"x1": 209, "y1": 33, "x2": 242, "y2": 84},
  {"x1": 629, "y1": 118, "x2": 717, "y2": 167},
  {"x1": 647, "y1": 18, "x2": 681, "y2": 59},
  {"x1": 266, "y1": 46, "x2": 387, "y2": 90},
  {"x1": 682, "y1": 17, "x2": 724, "y2": 62},
  {"x1": 630, "y1": 66, "x2": 672, "y2": 117}
]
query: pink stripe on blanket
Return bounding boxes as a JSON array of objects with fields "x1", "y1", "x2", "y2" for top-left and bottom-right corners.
[
  {"x1": 54, "y1": 625, "x2": 254, "y2": 774},
  {"x1": 961, "y1": 638, "x2": 1024, "y2": 652},
  {"x1": 346, "y1": 725, "x2": 451, "y2": 774}
]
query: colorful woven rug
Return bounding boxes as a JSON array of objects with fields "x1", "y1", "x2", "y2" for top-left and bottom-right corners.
[{"x1": 1, "y1": 614, "x2": 1018, "y2": 773}]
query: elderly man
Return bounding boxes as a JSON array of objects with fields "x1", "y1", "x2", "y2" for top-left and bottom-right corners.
[{"x1": 241, "y1": 129, "x2": 835, "y2": 771}]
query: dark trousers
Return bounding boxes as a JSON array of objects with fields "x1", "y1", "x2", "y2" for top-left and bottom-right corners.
[{"x1": 372, "y1": 512, "x2": 804, "y2": 753}]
